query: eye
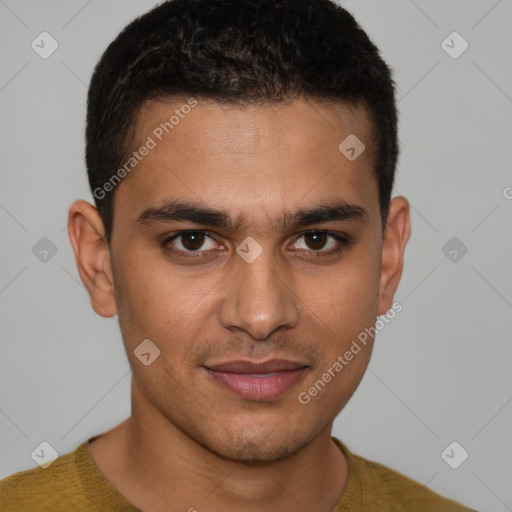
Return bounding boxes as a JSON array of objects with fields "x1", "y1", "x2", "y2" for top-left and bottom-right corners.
[
  {"x1": 162, "y1": 230, "x2": 351, "y2": 259},
  {"x1": 290, "y1": 231, "x2": 351, "y2": 256},
  {"x1": 164, "y1": 231, "x2": 221, "y2": 257}
]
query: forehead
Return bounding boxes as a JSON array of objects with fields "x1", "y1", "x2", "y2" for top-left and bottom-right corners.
[
  {"x1": 133, "y1": 96, "x2": 374, "y2": 155},
  {"x1": 114, "y1": 97, "x2": 380, "y2": 232}
]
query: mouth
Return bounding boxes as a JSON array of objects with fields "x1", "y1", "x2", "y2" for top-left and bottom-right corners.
[{"x1": 203, "y1": 359, "x2": 308, "y2": 401}]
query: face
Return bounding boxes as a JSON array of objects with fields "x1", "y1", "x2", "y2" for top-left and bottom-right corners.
[{"x1": 70, "y1": 97, "x2": 409, "y2": 463}]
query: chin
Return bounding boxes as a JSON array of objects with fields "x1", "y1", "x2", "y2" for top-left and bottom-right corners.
[{"x1": 200, "y1": 422, "x2": 315, "y2": 465}]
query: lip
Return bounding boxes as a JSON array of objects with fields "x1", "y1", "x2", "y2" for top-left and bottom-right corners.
[{"x1": 204, "y1": 359, "x2": 308, "y2": 401}]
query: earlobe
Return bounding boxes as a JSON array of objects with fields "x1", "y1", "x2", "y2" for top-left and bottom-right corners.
[
  {"x1": 67, "y1": 200, "x2": 117, "y2": 318},
  {"x1": 377, "y1": 196, "x2": 411, "y2": 316}
]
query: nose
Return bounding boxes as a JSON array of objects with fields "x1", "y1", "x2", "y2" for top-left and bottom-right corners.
[{"x1": 218, "y1": 243, "x2": 300, "y2": 340}]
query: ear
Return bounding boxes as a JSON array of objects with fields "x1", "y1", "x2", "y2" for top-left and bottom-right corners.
[
  {"x1": 377, "y1": 196, "x2": 411, "y2": 316},
  {"x1": 67, "y1": 200, "x2": 117, "y2": 318}
]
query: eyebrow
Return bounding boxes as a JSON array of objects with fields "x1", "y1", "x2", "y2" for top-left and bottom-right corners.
[{"x1": 135, "y1": 198, "x2": 368, "y2": 232}]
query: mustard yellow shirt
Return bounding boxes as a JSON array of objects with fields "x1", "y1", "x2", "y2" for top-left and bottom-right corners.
[{"x1": 0, "y1": 436, "x2": 476, "y2": 511}]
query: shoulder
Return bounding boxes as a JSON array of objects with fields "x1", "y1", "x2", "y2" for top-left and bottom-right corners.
[
  {"x1": 332, "y1": 437, "x2": 478, "y2": 512},
  {"x1": 0, "y1": 443, "x2": 89, "y2": 512}
]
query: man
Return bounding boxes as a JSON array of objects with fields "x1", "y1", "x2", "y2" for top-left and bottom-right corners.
[{"x1": 0, "y1": 0, "x2": 476, "y2": 510}]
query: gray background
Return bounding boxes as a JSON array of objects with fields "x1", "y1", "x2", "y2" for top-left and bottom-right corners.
[{"x1": 0, "y1": 1, "x2": 511, "y2": 511}]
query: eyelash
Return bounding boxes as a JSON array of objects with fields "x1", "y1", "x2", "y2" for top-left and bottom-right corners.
[{"x1": 162, "y1": 230, "x2": 352, "y2": 259}]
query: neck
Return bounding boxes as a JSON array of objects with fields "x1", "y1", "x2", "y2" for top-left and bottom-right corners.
[{"x1": 90, "y1": 378, "x2": 349, "y2": 512}]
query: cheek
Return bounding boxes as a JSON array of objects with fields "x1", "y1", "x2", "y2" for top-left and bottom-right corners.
[
  {"x1": 301, "y1": 249, "x2": 381, "y2": 332},
  {"x1": 296, "y1": 260, "x2": 380, "y2": 412},
  {"x1": 113, "y1": 252, "x2": 176, "y2": 339},
  {"x1": 113, "y1": 249, "x2": 218, "y2": 353}
]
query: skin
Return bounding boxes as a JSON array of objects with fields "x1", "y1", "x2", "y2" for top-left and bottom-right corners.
[{"x1": 68, "y1": 97, "x2": 410, "y2": 512}]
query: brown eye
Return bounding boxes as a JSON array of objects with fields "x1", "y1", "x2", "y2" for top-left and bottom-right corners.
[
  {"x1": 303, "y1": 232, "x2": 328, "y2": 250},
  {"x1": 290, "y1": 231, "x2": 351, "y2": 257},
  {"x1": 180, "y1": 232, "x2": 206, "y2": 251},
  {"x1": 164, "y1": 231, "x2": 218, "y2": 255}
]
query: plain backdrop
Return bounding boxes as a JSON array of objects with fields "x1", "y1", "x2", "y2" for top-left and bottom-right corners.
[{"x1": 1, "y1": 1, "x2": 511, "y2": 511}]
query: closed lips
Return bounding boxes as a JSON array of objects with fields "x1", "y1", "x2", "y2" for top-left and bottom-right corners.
[{"x1": 204, "y1": 359, "x2": 308, "y2": 374}]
